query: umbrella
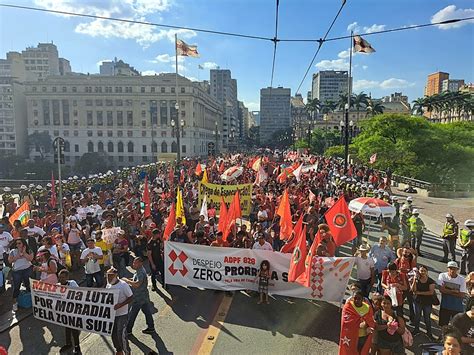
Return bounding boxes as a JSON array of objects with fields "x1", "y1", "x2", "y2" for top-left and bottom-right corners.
[
  {"x1": 348, "y1": 197, "x2": 396, "y2": 218},
  {"x1": 221, "y1": 166, "x2": 243, "y2": 181}
]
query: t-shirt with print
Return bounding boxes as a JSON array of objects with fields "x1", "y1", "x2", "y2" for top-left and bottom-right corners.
[
  {"x1": 0, "y1": 232, "x2": 13, "y2": 254},
  {"x1": 106, "y1": 279, "x2": 133, "y2": 317},
  {"x1": 438, "y1": 272, "x2": 467, "y2": 312},
  {"x1": 131, "y1": 266, "x2": 149, "y2": 304},
  {"x1": 80, "y1": 247, "x2": 103, "y2": 274},
  {"x1": 452, "y1": 312, "x2": 474, "y2": 353},
  {"x1": 356, "y1": 256, "x2": 374, "y2": 280}
]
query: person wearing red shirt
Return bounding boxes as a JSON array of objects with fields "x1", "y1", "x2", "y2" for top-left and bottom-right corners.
[{"x1": 319, "y1": 224, "x2": 336, "y2": 257}]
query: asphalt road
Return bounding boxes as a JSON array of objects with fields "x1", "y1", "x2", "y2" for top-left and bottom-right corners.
[{"x1": 0, "y1": 207, "x2": 465, "y2": 355}]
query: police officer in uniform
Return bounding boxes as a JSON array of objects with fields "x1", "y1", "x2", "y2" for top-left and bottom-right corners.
[
  {"x1": 409, "y1": 209, "x2": 425, "y2": 256},
  {"x1": 441, "y1": 213, "x2": 459, "y2": 263},
  {"x1": 459, "y1": 219, "x2": 474, "y2": 275}
]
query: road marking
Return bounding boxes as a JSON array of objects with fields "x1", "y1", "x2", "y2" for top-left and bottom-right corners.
[{"x1": 195, "y1": 294, "x2": 234, "y2": 355}]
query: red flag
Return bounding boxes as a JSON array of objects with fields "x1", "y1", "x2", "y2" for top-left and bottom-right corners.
[
  {"x1": 233, "y1": 190, "x2": 242, "y2": 219},
  {"x1": 276, "y1": 189, "x2": 293, "y2": 240},
  {"x1": 142, "y1": 176, "x2": 151, "y2": 218},
  {"x1": 163, "y1": 202, "x2": 176, "y2": 240},
  {"x1": 280, "y1": 214, "x2": 304, "y2": 253},
  {"x1": 195, "y1": 162, "x2": 203, "y2": 176},
  {"x1": 296, "y1": 231, "x2": 320, "y2": 286},
  {"x1": 223, "y1": 191, "x2": 240, "y2": 240},
  {"x1": 50, "y1": 172, "x2": 57, "y2": 208},
  {"x1": 288, "y1": 225, "x2": 307, "y2": 282},
  {"x1": 168, "y1": 167, "x2": 174, "y2": 187},
  {"x1": 217, "y1": 196, "x2": 228, "y2": 233},
  {"x1": 218, "y1": 161, "x2": 225, "y2": 174},
  {"x1": 369, "y1": 153, "x2": 377, "y2": 164},
  {"x1": 180, "y1": 169, "x2": 185, "y2": 184},
  {"x1": 339, "y1": 301, "x2": 374, "y2": 355},
  {"x1": 325, "y1": 198, "x2": 357, "y2": 246}
]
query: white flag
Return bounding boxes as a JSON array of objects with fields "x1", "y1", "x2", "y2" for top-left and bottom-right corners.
[
  {"x1": 293, "y1": 163, "x2": 303, "y2": 182},
  {"x1": 200, "y1": 194, "x2": 208, "y2": 222},
  {"x1": 254, "y1": 165, "x2": 268, "y2": 186}
]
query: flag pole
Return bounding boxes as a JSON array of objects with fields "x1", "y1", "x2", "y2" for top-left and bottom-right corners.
[
  {"x1": 175, "y1": 33, "x2": 181, "y2": 163},
  {"x1": 344, "y1": 31, "x2": 353, "y2": 173}
]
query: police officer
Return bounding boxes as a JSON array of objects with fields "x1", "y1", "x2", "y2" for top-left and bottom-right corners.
[
  {"x1": 409, "y1": 209, "x2": 425, "y2": 256},
  {"x1": 459, "y1": 219, "x2": 474, "y2": 274},
  {"x1": 401, "y1": 196, "x2": 414, "y2": 214},
  {"x1": 400, "y1": 205, "x2": 411, "y2": 246},
  {"x1": 441, "y1": 213, "x2": 459, "y2": 263}
]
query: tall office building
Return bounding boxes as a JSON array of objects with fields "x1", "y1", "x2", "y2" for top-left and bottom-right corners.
[
  {"x1": 59, "y1": 58, "x2": 71, "y2": 76},
  {"x1": 251, "y1": 111, "x2": 260, "y2": 126},
  {"x1": 210, "y1": 69, "x2": 238, "y2": 149},
  {"x1": 99, "y1": 58, "x2": 140, "y2": 76},
  {"x1": 424, "y1": 72, "x2": 449, "y2": 96},
  {"x1": 21, "y1": 42, "x2": 62, "y2": 80},
  {"x1": 24, "y1": 73, "x2": 223, "y2": 167},
  {"x1": 441, "y1": 79, "x2": 465, "y2": 93},
  {"x1": 260, "y1": 87, "x2": 291, "y2": 143},
  {"x1": 311, "y1": 70, "x2": 352, "y2": 104}
]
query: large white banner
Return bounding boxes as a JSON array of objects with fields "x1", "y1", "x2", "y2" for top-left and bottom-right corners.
[
  {"x1": 30, "y1": 279, "x2": 119, "y2": 336},
  {"x1": 164, "y1": 242, "x2": 354, "y2": 302}
]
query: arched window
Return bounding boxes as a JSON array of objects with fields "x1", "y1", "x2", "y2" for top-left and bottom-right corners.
[
  {"x1": 118, "y1": 141, "x2": 124, "y2": 153},
  {"x1": 151, "y1": 141, "x2": 157, "y2": 153},
  {"x1": 127, "y1": 141, "x2": 134, "y2": 153},
  {"x1": 171, "y1": 141, "x2": 177, "y2": 153},
  {"x1": 98, "y1": 141, "x2": 104, "y2": 152},
  {"x1": 108, "y1": 142, "x2": 114, "y2": 152},
  {"x1": 161, "y1": 141, "x2": 167, "y2": 153},
  {"x1": 87, "y1": 141, "x2": 93, "y2": 152}
]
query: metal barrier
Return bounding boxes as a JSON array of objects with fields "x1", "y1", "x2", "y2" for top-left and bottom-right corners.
[{"x1": 391, "y1": 174, "x2": 433, "y2": 190}]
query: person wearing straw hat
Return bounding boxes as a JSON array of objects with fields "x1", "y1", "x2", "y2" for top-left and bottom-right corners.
[{"x1": 354, "y1": 243, "x2": 375, "y2": 298}]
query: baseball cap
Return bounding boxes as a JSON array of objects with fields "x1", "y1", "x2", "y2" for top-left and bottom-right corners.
[{"x1": 447, "y1": 261, "x2": 459, "y2": 269}]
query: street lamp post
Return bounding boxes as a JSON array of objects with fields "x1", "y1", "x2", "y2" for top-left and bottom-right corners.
[
  {"x1": 214, "y1": 122, "x2": 219, "y2": 156},
  {"x1": 343, "y1": 103, "x2": 350, "y2": 172},
  {"x1": 172, "y1": 102, "x2": 182, "y2": 163}
]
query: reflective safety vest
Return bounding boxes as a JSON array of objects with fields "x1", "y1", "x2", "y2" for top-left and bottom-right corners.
[
  {"x1": 443, "y1": 222, "x2": 457, "y2": 238},
  {"x1": 366, "y1": 191, "x2": 374, "y2": 197},
  {"x1": 409, "y1": 216, "x2": 423, "y2": 233},
  {"x1": 460, "y1": 229, "x2": 472, "y2": 246}
]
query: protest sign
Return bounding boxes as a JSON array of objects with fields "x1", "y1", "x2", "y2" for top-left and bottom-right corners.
[
  {"x1": 101, "y1": 227, "x2": 122, "y2": 244},
  {"x1": 30, "y1": 279, "x2": 119, "y2": 336},
  {"x1": 164, "y1": 242, "x2": 354, "y2": 302},
  {"x1": 198, "y1": 182, "x2": 253, "y2": 216}
]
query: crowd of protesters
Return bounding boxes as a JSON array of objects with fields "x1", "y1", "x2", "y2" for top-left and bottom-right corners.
[{"x1": 0, "y1": 151, "x2": 473, "y2": 355}]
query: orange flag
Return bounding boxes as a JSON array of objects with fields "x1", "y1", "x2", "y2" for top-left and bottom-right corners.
[
  {"x1": 142, "y1": 176, "x2": 151, "y2": 218},
  {"x1": 218, "y1": 161, "x2": 225, "y2": 174},
  {"x1": 217, "y1": 196, "x2": 228, "y2": 233},
  {"x1": 9, "y1": 201, "x2": 30, "y2": 226},
  {"x1": 288, "y1": 225, "x2": 307, "y2": 282},
  {"x1": 280, "y1": 214, "x2": 304, "y2": 253},
  {"x1": 223, "y1": 191, "x2": 241, "y2": 241},
  {"x1": 163, "y1": 202, "x2": 176, "y2": 240},
  {"x1": 195, "y1": 162, "x2": 203, "y2": 176},
  {"x1": 296, "y1": 231, "x2": 320, "y2": 287},
  {"x1": 233, "y1": 190, "x2": 242, "y2": 219},
  {"x1": 276, "y1": 189, "x2": 293, "y2": 240}
]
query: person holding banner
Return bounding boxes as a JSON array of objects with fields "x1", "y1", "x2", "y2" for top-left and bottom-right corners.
[
  {"x1": 57, "y1": 269, "x2": 81, "y2": 355},
  {"x1": 8, "y1": 238, "x2": 34, "y2": 312},
  {"x1": 106, "y1": 267, "x2": 133, "y2": 355}
]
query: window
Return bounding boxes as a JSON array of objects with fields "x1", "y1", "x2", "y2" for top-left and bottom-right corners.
[
  {"x1": 73, "y1": 130, "x2": 78, "y2": 137},
  {"x1": 125, "y1": 87, "x2": 132, "y2": 93},
  {"x1": 97, "y1": 131, "x2": 103, "y2": 137},
  {"x1": 142, "y1": 131, "x2": 147, "y2": 137},
  {"x1": 142, "y1": 145, "x2": 147, "y2": 153},
  {"x1": 107, "y1": 130, "x2": 113, "y2": 137},
  {"x1": 42, "y1": 100, "x2": 50, "y2": 125},
  {"x1": 73, "y1": 110, "x2": 78, "y2": 117},
  {"x1": 63, "y1": 141, "x2": 70, "y2": 152},
  {"x1": 150, "y1": 100, "x2": 158, "y2": 125},
  {"x1": 95, "y1": 99, "x2": 103, "y2": 106},
  {"x1": 141, "y1": 110, "x2": 146, "y2": 118},
  {"x1": 107, "y1": 142, "x2": 114, "y2": 152},
  {"x1": 127, "y1": 141, "x2": 134, "y2": 152},
  {"x1": 63, "y1": 130, "x2": 69, "y2": 137},
  {"x1": 116, "y1": 99, "x2": 123, "y2": 106},
  {"x1": 33, "y1": 110, "x2": 38, "y2": 117},
  {"x1": 62, "y1": 100, "x2": 70, "y2": 126},
  {"x1": 106, "y1": 111, "x2": 113, "y2": 126},
  {"x1": 87, "y1": 141, "x2": 93, "y2": 152},
  {"x1": 87, "y1": 111, "x2": 93, "y2": 125},
  {"x1": 87, "y1": 130, "x2": 93, "y2": 137},
  {"x1": 142, "y1": 156, "x2": 148, "y2": 162},
  {"x1": 125, "y1": 100, "x2": 132, "y2": 107},
  {"x1": 160, "y1": 101, "x2": 167, "y2": 125},
  {"x1": 115, "y1": 87, "x2": 122, "y2": 93},
  {"x1": 161, "y1": 141, "x2": 167, "y2": 153},
  {"x1": 53, "y1": 130, "x2": 59, "y2": 136},
  {"x1": 181, "y1": 87, "x2": 185, "y2": 94},
  {"x1": 106, "y1": 99, "x2": 113, "y2": 106},
  {"x1": 74, "y1": 144, "x2": 79, "y2": 152},
  {"x1": 52, "y1": 100, "x2": 60, "y2": 125},
  {"x1": 128, "y1": 156, "x2": 134, "y2": 162},
  {"x1": 127, "y1": 130, "x2": 133, "y2": 137},
  {"x1": 182, "y1": 145, "x2": 186, "y2": 153},
  {"x1": 161, "y1": 87, "x2": 165, "y2": 93},
  {"x1": 127, "y1": 111, "x2": 133, "y2": 126},
  {"x1": 171, "y1": 141, "x2": 177, "y2": 153},
  {"x1": 118, "y1": 141, "x2": 124, "y2": 152},
  {"x1": 32, "y1": 86, "x2": 37, "y2": 92},
  {"x1": 118, "y1": 156, "x2": 124, "y2": 162},
  {"x1": 141, "y1": 87, "x2": 145, "y2": 93},
  {"x1": 97, "y1": 111, "x2": 103, "y2": 126},
  {"x1": 117, "y1": 130, "x2": 123, "y2": 137},
  {"x1": 151, "y1": 87, "x2": 155, "y2": 93},
  {"x1": 85, "y1": 86, "x2": 92, "y2": 93},
  {"x1": 171, "y1": 87, "x2": 175, "y2": 93},
  {"x1": 72, "y1": 87, "x2": 77, "y2": 93},
  {"x1": 161, "y1": 131, "x2": 167, "y2": 137},
  {"x1": 85, "y1": 99, "x2": 93, "y2": 106},
  {"x1": 62, "y1": 87, "x2": 67, "y2": 93},
  {"x1": 117, "y1": 111, "x2": 123, "y2": 126},
  {"x1": 52, "y1": 87, "x2": 57, "y2": 93},
  {"x1": 98, "y1": 141, "x2": 104, "y2": 152},
  {"x1": 152, "y1": 142, "x2": 157, "y2": 153},
  {"x1": 94, "y1": 87, "x2": 102, "y2": 93}
]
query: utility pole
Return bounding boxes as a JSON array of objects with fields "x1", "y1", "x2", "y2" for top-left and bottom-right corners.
[{"x1": 53, "y1": 137, "x2": 64, "y2": 218}]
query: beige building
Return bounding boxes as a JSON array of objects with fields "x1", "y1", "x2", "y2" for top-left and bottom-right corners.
[
  {"x1": 24, "y1": 73, "x2": 223, "y2": 168},
  {"x1": 21, "y1": 43, "x2": 63, "y2": 80}
]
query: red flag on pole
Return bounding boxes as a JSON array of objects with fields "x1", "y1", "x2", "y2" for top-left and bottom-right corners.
[
  {"x1": 163, "y1": 202, "x2": 176, "y2": 240},
  {"x1": 50, "y1": 172, "x2": 57, "y2": 208},
  {"x1": 180, "y1": 169, "x2": 185, "y2": 184},
  {"x1": 195, "y1": 163, "x2": 203, "y2": 176},
  {"x1": 288, "y1": 225, "x2": 307, "y2": 282},
  {"x1": 369, "y1": 153, "x2": 377, "y2": 164},
  {"x1": 233, "y1": 190, "x2": 242, "y2": 219},
  {"x1": 325, "y1": 198, "x2": 357, "y2": 246},
  {"x1": 217, "y1": 196, "x2": 228, "y2": 233},
  {"x1": 295, "y1": 231, "x2": 320, "y2": 286},
  {"x1": 276, "y1": 189, "x2": 293, "y2": 240},
  {"x1": 142, "y1": 176, "x2": 151, "y2": 218},
  {"x1": 223, "y1": 191, "x2": 241, "y2": 240},
  {"x1": 280, "y1": 214, "x2": 304, "y2": 253},
  {"x1": 219, "y1": 161, "x2": 225, "y2": 174}
]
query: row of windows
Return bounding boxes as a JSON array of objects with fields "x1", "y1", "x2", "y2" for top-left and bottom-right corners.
[
  {"x1": 84, "y1": 141, "x2": 185, "y2": 154},
  {"x1": 31, "y1": 86, "x2": 187, "y2": 94}
]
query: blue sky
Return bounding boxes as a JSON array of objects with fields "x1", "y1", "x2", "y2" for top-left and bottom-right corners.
[{"x1": 1, "y1": 0, "x2": 473, "y2": 111}]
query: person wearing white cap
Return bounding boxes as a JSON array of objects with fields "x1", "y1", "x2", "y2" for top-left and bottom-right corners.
[
  {"x1": 354, "y1": 243, "x2": 374, "y2": 298},
  {"x1": 437, "y1": 260, "x2": 466, "y2": 327},
  {"x1": 459, "y1": 219, "x2": 474, "y2": 275},
  {"x1": 409, "y1": 209, "x2": 425, "y2": 256},
  {"x1": 441, "y1": 213, "x2": 459, "y2": 263}
]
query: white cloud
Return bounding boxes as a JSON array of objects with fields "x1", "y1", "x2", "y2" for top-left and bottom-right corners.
[
  {"x1": 379, "y1": 78, "x2": 415, "y2": 89},
  {"x1": 346, "y1": 21, "x2": 386, "y2": 34},
  {"x1": 431, "y1": 5, "x2": 474, "y2": 29},
  {"x1": 201, "y1": 62, "x2": 219, "y2": 69},
  {"x1": 34, "y1": 0, "x2": 196, "y2": 47},
  {"x1": 245, "y1": 102, "x2": 260, "y2": 111},
  {"x1": 171, "y1": 63, "x2": 186, "y2": 72},
  {"x1": 353, "y1": 80, "x2": 379, "y2": 91},
  {"x1": 338, "y1": 50, "x2": 350, "y2": 59},
  {"x1": 187, "y1": 77, "x2": 199, "y2": 82},
  {"x1": 152, "y1": 54, "x2": 184, "y2": 63},
  {"x1": 96, "y1": 59, "x2": 112, "y2": 68},
  {"x1": 362, "y1": 65, "x2": 368, "y2": 70},
  {"x1": 141, "y1": 70, "x2": 161, "y2": 76},
  {"x1": 315, "y1": 59, "x2": 349, "y2": 71}
]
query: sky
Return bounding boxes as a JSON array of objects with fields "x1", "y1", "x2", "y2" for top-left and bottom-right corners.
[{"x1": 1, "y1": 0, "x2": 473, "y2": 111}]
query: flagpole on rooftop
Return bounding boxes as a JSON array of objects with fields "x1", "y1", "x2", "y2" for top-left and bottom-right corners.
[{"x1": 344, "y1": 30, "x2": 353, "y2": 173}]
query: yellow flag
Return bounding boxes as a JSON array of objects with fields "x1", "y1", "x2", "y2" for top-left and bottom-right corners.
[
  {"x1": 202, "y1": 169, "x2": 208, "y2": 184},
  {"x1": 176, "y1": 187, "x2": 186, "y2": 225}
]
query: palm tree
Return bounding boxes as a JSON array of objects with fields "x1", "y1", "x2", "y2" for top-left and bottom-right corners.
[
  {"x1": 305, "y1": 98, "x2": 321, "y2": 121},
  {"x1": 321, "y1": 100, "x2": 337, "y2": 115},
  {"x1": 412, "y1": 97, "x2": 425, "y2": 116},
  {"x1": 353, "y1": 92, "x2": 369, "y2": 123},
  {"x1": 365, "y1": 99, "x2": 384, "y2": 117},
  {"x1": 337, "y1": 93, "x2": 354, "y2": 111}
]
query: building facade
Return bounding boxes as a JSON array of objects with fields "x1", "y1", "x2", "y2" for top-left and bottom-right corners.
[
  {"x1": 210, "y1": 69, "x2": 238, "y2": 149},
  {"x1": 291, "y1": 94, "x2": 309, "y2": 139},
  {"x1": 260, "y1": 87, "x2": 291, "y2": 143},
  {"x1": 441, "y1": 79, "x2": 465, "y2": 93},
  {"x1": 99, "y1": 58, "x2": 139, "y2": 76},
  {"x1": 312, "y1": 70, "x2": 352, "y2": 104},
  {"x1": 21, "y1": 43, "x2": 61, "y2": 80},
  {"x1": 381, "y1": 92, "x2": 408, "y2": 105},
  {"x1": 24, "y1": 73, "x2": 223, "y2": 168},
  {"x1": 58, "y1": 58, "x2": 71, "y2": 76},
  {"x1": 424, "y1": 72, "x2": 449, "y2": 96}
]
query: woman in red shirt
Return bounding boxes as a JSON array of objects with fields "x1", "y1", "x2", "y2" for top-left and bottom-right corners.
[{"x1": 381, "y1": 262, "x2": 408, "y2": 316}]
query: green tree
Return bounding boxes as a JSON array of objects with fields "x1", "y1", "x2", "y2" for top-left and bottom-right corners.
[
  {"x1": 365, "y1": 99, "x2": 384, "y2": 117},
  {"x1": 412, "y1": 97, "x2": 425, "y2": 116},
  {"x1": 27, "y1": 132, "x2": 53, "y2": 160},
  {"x1": 305, "y1": 98, "x2": 321, "y2": 120},
  {"x1": 75, "y1": 152, "x2": 110, "y2": 175},
  {"x1": 353, "y1": 92, "x2": 369, "y2": 123}
]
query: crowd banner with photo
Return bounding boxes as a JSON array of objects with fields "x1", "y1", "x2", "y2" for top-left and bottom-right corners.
[
  {"x1": 30, "y1": 279, "x2": 119, "y2": 336},
  {"x1": 198, "y1": 182, "x2": 253, "y2": 216},
  {"x1": 164, "y1": 241, "x2": 354, "y2": 302},
  {"x1": 102, "y1": 227, "x2": 122, "y2": 244}
]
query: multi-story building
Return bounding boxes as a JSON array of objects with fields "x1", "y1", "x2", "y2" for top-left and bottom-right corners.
[
  {"x1": 0, "y1": 52, "x2": 29, "y2": 156},
  {"x1": 21, "y1": 43, "x2": 61, "y2": 80},
  {"x1": 210, "y1": 69, "x2": 238, "y2": 149},
  {"x1": 424, "y1": 72, "x2": 449, "y2": 96},
  {"x1": 381, "y1": 92, "x2": 409, "y2": 105},
  {"x1": 99, "y1": 58, "x2": 140, "y2": 76},
  {"x1": 312, "y1": 70, "x2": 352, "y2": 105},
  {"x1": 441, "y1": 79, "x2": 465, "y2": 93},
  {"x1": 260, "y1": 87, "x2": 291, "y2": 143},
  {"x1": 291, "y1": 94, "x2": 309, "y2": 139},
  {"x1": 251, "y1": 111, "x2": 260, "y2": 126},
  {"x1": 24, "y1": 73, "x2": 223, "y2": 168},
  {"x1": 59, "y1": 58, "x2": 71, "y2": 76}
]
